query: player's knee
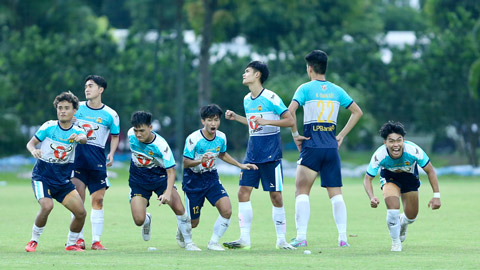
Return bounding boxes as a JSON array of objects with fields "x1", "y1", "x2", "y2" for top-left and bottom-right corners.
[
  {"x1": 40, "y1": 203, "x2": 54, "y2": 214},
  {"x1": 74, "y1": 208, "x2": 87, "y2": 220},
  {"x1": 221, "y1": 208, "x2": 232, "y2": 219},
  {"x1": 92, "y1": 198, "x2": 104, "y2": 209}
]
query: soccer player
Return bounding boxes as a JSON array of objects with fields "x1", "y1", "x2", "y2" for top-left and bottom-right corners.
[
  {"x1": 363, "y1": 121, "x2": 441, "y2": 252},
  {"x1": 223, "y1": 61, "x2": 296, "y2": 250},
  {"x1": 25, "y1": 91, "x2": 88, "y2": 252},
  {"x1": 183, "y1": 104, "x2": 258, "y2": 251},
  {"x1": 71, "y1": 75, "x2": 120, "y2": 250},
  {"x1": 128, "y1": 111, "x2": 200, "y2": 251},
  {"x1": 288, "y1": 50, "x2": 363, "y2": 248}
]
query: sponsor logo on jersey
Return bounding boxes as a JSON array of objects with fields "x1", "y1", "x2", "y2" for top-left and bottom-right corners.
[
  {"x1": 50, "y1": 143, "x2": 73, "y2": 160},
  {"x1": 134, "y1": 153, "x2": 152, "y2": 166},
  {"x1": 80, "y1": 123, "x2": 99, "y2": 139},
  {"x1": 313, "y1": 124, "x2": 335, "y2": 132},
  {"x1": 322, "y1": 85, "x2": 327, "y2": 90}
]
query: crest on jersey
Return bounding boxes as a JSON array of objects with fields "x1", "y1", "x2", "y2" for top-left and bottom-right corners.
[
  {"x1": 96, "y1": 117, "x2": 103, "y2": 123},
  {"x1": 258, "y1": 105, "x2": 262, "y2": 111},
  {"x1": 322, "y1": 85, "x2": 327, "y2": 90},
  {"x1": 148, "y1": 150, "x2": 154, "y2": 156},
  {"x1": 216, "y1": 146, "x2": 220, "y2": 152},
  {"x1": 50, "y1": 144, "x2": 73, "y2": 160},
  {"x1": 405, "y1": 161, "x2": 410, "y2": 166}
]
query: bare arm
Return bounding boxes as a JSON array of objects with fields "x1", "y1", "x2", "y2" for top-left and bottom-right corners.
[
  {"x1": 253, "y1": 110, "x2": 294, "y2": 128},
  {"x1": 363, "y1": 173, "x2": 380, "y2": 208},
  {"x1": 218, "y1": 152, "x2": 257, "y2": 170},
  {"x1": 336, "y1": 102, "x2": 363, "y2": 148},
  {"x1": 183, "y1": 154, "x2": 213, "y2": 169},
  {"x1": 158, "y1": 167, "x2": 176, "y2": 205},
  {"x1": 67, "y1": 133, "x2": 87, "y2": 144},
  {"x1": 288, "y1": 100, "x2": 310, "y2": 152},
  {"x1": 106, "y1": 135, "x2": 120, "y2": 167},
  {"x1": 225, "y1": 110, "x2": 248, "y2": 126},
  {"x1": 423, "y1": 162, "x2": 441, "y2": 210},
  {"x1": 26, "y1": 136, "x2": 42, "y2": 159}
]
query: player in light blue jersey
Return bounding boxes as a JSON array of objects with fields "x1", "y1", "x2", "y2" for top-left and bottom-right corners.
[
  {"x1": 224, "y1": 61, "x2": 296, "y2": 250},
  {"x1": 363, "y1": 121, "x2": 441, "y2": 252},
  {"x1": 288, "y1": 50, "x2": 363, "y2": 248},
  {"x1": 183, "y1": 104, "x2": 257, "y2": 251},
  {"x1": 71, "y1": 75, "x2": 120, "y2": 250},
  {"x1": 25, "y1": 91, "x2": 88, "y2": 252},
  {"x1": 128, "y1": 111, "x2": 200, "y2": 251}
]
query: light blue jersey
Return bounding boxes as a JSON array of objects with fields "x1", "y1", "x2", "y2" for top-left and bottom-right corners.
[
  {"x1": 183, "y1": 129, "x2": 227, "y2": 173},
  {"x1": 32, "y1": 120, "x2": 86, "y2": 182},
  {"x1": 74, "y1": 101, "x2": 120, "y2": 171},
  {"x1": 366, "y1": 140, "x2": 430, "y2": 177},
  {"x1": 292, "y1": 80, "x2": 353, "y2": 149},
  {"x1": 243, "y1": 89, "x2": 288, "y2": 163},
  {"x1": 128, "y1": 128, "x2": 175, "y2": 183}
]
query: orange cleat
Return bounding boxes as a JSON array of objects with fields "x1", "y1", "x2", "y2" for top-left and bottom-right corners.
[
  {"x1": 91, "y1": 241, "x2": 107, "y2": 250},
  {"x1": 25, "y1": 241, "x2": 38, "y2": 252},
  {"x1": 65, "y1": 244, "x2": 84, "y2": 251},
  {"x1": 76, "y1": 238, "x2": 86, "y2": 250}
]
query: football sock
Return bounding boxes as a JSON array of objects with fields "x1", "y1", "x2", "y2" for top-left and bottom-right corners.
[
  {"x1": 143, "y1": 213, "x2": 151, "y2": 226},
  {"x1": 67, "y1": 231, "x2": 80, "y2": 246},
  {"x1": 210, "y1": 215, "x2": 230, "y2": 243},
  {"x1": 238, "y1": 201, "x2": 252, "y2": 244},
  {"x1": 387, "y1": 209, "x2": 401, "y2": 241},
  {"x1": 71, "y1": 213, "x2": 84, "y2": 240},
  {"x1": 295, "y1": 194, "x2": 310, "y2": 241},
  {"x1": 331, "y1": 194, "x2": 348, "y2": 242},
  {"x1": 272, "y1": 206, "x2": 287, "y2": 242},
  {"x1": 91, "y1": 208, "x2": 104, "y2": 243},
  {"x1": 31, "y1": 224, "x2": 44, "y2": 242},
  {"x1": 177, "y1": 212, "x2": 193, "y2": 244},
  {"x1": 400, "y1": 212, "x2": 416, "y2": 225}
]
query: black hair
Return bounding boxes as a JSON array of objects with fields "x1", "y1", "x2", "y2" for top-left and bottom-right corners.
[
  {"x1": 305, "y1": 50, "x2": 328, "y2": 74},
  {"x1": 246, "y1": 60, "x2": 269, "y2": 84},
  {"x1": 131, "y1": 111, "x2": 152, "y2": 127},
  {"x1": 53, "y1": 91, "x2": 79, "y2": 110},
  {"x1": 379, "y1": 121, "x2": 407, "y2": 140},
  {"x1": 200, "y1": 104, "x2": 223, "y2": 120},
  {"x1": 85, "y1": 75, "x2": 107, "y2": 90}
]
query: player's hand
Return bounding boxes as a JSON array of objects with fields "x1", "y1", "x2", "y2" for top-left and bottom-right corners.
[
  {"x1": 336, "y1": 135, "x2": 345, "y2": 149},
  {"x1": 252, "y1": 116, "x2": 268, "y2": 126},
  {"x1": 240, "y1": 163, "x2": 258, "y2": 170},
  {"x1": 30, "y1": 149, "x2": 42, "y2": 159},
  {"x1": 68, "y1": 133, "x2": 87, "y2": 143},
  {"x1": 225, "y1": 110, "x2": 237, "y2": 121},
  {"x1": 106, "y1": 153, "x2": 114, "y2": 167},
  {"x1": 158, "y1": 190, "x2": 172, "y2": 205},
  {"x1": 428, "y1": 197, "x2": 441, "y2": 210},
  {"x1": 370, "y1": 197, "x2": 380, "y2": 208},
  {"x1": 293, "y1": 135, "x2": 310, "y2": 152},
  {"x1": 201, "y1": 152, "x2": 214, "y2": 163}
]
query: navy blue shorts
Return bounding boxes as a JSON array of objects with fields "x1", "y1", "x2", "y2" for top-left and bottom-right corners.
[
  {"x1": 380, "y1": 168, "x2": 421, "y2": 193},
  {"x1": 31, "y1": 175, "x2": 76, "y2": 203},
  {"x1": 298, "y1": 147, "x2": 342, "y2": 188},
  {"x1": 129, "y1": 177, "x2": 173, "y2": 207},
  {"x1": 73, "y1": 169, "x2": 110, "y2": 194},
  {"x1": 239, "y1": 160, "x2": 283, "y2": 192}
]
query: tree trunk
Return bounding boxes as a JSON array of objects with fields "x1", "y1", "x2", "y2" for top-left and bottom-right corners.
[
  {"x1": 175, "y1": 0, "x2": 185, "y2": 181},
  {"x1": 198, "y1": 0, "x2": 217, "y2": 108}
]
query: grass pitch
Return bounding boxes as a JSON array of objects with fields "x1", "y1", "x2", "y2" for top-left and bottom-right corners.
[{"x1": 0, "y1": 166, "x2": 478, "y2": 270}]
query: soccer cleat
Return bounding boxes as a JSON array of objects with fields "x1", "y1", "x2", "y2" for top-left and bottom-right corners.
[
  {"x1": 338, "y1": 240, "x2": 350, "y2": 247},
  {"x1": 25, "y1": 241, "x2": 38, "y2": 252},
  {"x1": 176, "y1": 227, "x2": 185, "y2": 248},
  {"x1": 91, "y1": 241, "x2": 107, "y2": 250},
  {"x1": 142, "y1": 213, "x2": 152, "y2": 241},
  {"x1": 289, "y1": 238, "x2": 307, "y2": 247},
  {"x1": 399, "y1": 215, "x2": 408, "y2": 242},
  {"x1": 76, "y1": 238, "x2": 86, "y2": 250},
  {"x1": 276, "y1": 240, "x2": 296, "y2": 250},
  {"x1": 65, "y1": 244, "x2": 84, "y2": 251},
  {"x1": 223, "y1": 239, "x2": 251, "y2": 250},
  {"x1": 185, "y1": 242, "x2": 202, "y2": 251},
  {"x1": 207, "y1": 241, "x2": 225, "y2": 251},
  {"x1": 391, "y1": 241, "x2": 402, "y2": 252}
]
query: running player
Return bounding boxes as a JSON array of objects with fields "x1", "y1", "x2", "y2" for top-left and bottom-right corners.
[
  {"x1": 223, "y1": 61, "x2": 296, "y2": 250},
  {"x1": 363, "y1": 121, "x2": 441, "y2": 252},
  {"x1": 288, "y1": 50, "x2": 363, "y2": 248},
  {"x1": 72, "y1": 75, "x2": 120, "y2": 250},
  {"x1": 25, "y1": 91, "x2": 87, "y2": 252},
  {"x1": 182, "y1": 104, "x2": 257, "y2": 251},
  {"x1": 128, "y1": 111, "x2": 200, "y2": 251}
]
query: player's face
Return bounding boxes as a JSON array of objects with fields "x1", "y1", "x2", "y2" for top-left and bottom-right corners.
[
  {"x1": 85, "y1": 80, "x2": 103, "y2": 100},
  {"x1": 133, "y1": 124, "x2": 154, "y2": 143},
  {"x1": 242, "y1": 67, "x2": 258, "y2": 85},
  {"x1": 384, "y1": 133, "x2": 404, "y2": 159},
  {"x1": 201, "y1": 116, "x2": 220, "y2": 136},
  {"x1": 56, "y1": 100, "x2": 76, "y2": 123}
]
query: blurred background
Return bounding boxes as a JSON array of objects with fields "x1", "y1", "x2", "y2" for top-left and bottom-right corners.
[{"x1": 0, "y1": 0, "x2": 479, "y2": 176}]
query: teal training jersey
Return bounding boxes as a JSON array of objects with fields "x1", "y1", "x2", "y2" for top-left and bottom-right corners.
[{"x1": 183, "y1": 129, "x2": 227, "y2": 173}]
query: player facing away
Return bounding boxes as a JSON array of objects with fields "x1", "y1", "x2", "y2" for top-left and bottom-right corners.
[
  {"x1": 182, "y1": 104, "x2": 258, "y2": 251},
  {"x1": 363, "y1": 121, "x2": 441, "y2": 252},
  {"x1": 25, "y1": 91, "x2": 88, "y2": 252},
  {"x1": 128, "y1": 111, "x2": 199, "y2": 251},
  {"x1": 223, "y1": 61, "x2": 296, "y2": 250},
  {"x1": 71, "y1": 75, "x2": 120, "y2": 250},
  {"x1": 288, "y1": 50, "x2": 363, "y2": 248}
]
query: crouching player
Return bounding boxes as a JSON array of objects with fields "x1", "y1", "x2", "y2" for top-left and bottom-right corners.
[
  {"x1": 363, "y1": 121, "x2": 441, "y2": 252},
  {"x1": 127, "y1": 111, "x2": 199, "y2": 251},
  {"x1": 182, "y1": 104, "x2": 257, "y2": 251},
  {"x1": 25, "y1": 91, "x2": 88, "y2": 252}
]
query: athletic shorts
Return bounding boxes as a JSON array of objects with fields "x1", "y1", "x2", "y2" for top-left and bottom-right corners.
[
  {"x1": 73, "y1": 169, "x2": 110, "y2": 194},
  {"x1": 129, "y1": 178, "x2": 176, "y2": 207},
  {"x1": 380, "y1": 168, "x2": 421, "y2": 193},
  {"x1": 185, "y1": 181, "x2": 228, "y2": 220},
  {"x1": 239, "y1": 160, "x2": 283, "y2": 192},
  {"x1": 31, "y1": 175, "x2": 76, "y2": 203},
  {"x1": 298, "y1": 147, "x2": 342, "y2": 187}
]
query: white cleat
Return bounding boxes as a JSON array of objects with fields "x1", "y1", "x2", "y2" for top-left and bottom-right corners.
[
  {"x1": 276, "y1": 240, "x2": 297, "y2": 250},
  {"x1": 207, "y1": 241, "x2": 225, "y2": 251},
  {"x1": 391, "y1": 241, "x2": 402, "y2": 252},
  {"x1": 176, "y1": 227, "x2": 185, "y2": 248},
  {"x1": 399, "y1": 215, "x2": 408, "y2": 243},
  {"x1": 142, "y1": 213, "x2": 152, "y2": 241},
  {"x1": 185, "y1": 242, "x2": 202, "y2": 251}
]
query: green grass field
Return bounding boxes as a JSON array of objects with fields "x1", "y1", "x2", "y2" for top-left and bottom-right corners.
[{"x1": 0, "y1": 165, "x2": 478, "y2": 270}]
